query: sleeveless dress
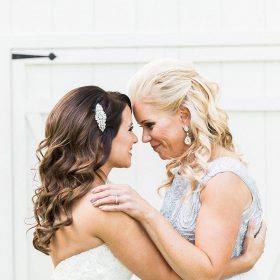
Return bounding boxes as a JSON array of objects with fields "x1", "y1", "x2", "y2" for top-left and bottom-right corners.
[
  {"x1": 160, "y1": 156, "x2": 263, "y2": 279},
  {"x1": 52, "y1": 244, "x2": 132, "y2": 280}
]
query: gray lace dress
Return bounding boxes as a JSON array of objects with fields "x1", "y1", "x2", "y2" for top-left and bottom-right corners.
[{"x1": 160, "y1": 156, "x2": 263, "y2": 279}]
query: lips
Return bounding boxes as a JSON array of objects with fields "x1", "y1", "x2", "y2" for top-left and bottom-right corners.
[{"x1": 152, "y1": 144, "x2": 160, "y2": 151}]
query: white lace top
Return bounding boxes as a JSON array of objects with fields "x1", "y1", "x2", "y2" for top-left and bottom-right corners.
[
  {"x1": 160, "y1": 156, "x2": 263, "y2": 257},
  {"x1": 52, "y1": 244, "x2": 132, "y2": 280}
]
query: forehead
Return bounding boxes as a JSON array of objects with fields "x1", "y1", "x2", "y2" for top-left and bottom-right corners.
[
  {"x1": 132, "y1": 100, "x2": 166, "y2": 121},
  {"x1": 121, "y1": 105, "x2": 132, "y2": 124}
]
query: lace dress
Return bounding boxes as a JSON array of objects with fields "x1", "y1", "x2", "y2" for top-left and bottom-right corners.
[
  {"x1": 52, "y1": 244, "x2": 132, "y2": 280},
  {"x1": 160, "y1": 156, "x2": 263, "y2": 279}
]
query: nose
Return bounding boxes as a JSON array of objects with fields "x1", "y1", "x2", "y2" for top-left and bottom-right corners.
[{"x1": 142, "y1": 129, "x2": 152, "y2": 143}]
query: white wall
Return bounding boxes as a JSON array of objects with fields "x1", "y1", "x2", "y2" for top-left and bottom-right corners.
[
  {"x1": 1, "y1": 1, "x2": 280, "y2": 279},
  {"x1": 3, "y1": 0, "x2": 280, "y2": 33}
]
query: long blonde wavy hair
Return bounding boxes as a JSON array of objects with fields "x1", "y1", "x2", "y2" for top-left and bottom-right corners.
[{"x1": 128, "y1": 59, "x2": 236, "y2": 191}]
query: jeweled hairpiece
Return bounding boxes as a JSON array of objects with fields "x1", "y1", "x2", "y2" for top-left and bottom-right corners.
[{"x1": 95, "y1": 103, "x2": 106, "y2": 132}]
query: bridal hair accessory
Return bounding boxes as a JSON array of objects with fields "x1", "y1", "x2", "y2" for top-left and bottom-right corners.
[
  {"x1": 95, "y1": 103, "x2": 106, "y2": 132},
  {"x1": 183, "y1": 125, "x2": 192, "y2": 145}
]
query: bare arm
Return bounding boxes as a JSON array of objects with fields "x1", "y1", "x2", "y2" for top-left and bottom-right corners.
[
  {"x1": 87, "y1": 200, "x2": 182, "y2": 280},
  {"x1": 91, "y1": 172, "x2": 257, "y2": 280},
  {"x1": 222, "y1": 220, "x2": 266, "y2": 278}
]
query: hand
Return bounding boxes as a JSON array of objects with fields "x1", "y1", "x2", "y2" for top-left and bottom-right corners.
[
  {"x1": 90, "y1": 184, "x2": 154, "y2": 220},
  {"x1": 242, "y1": 220, "x2": 267, "y2": 270}
]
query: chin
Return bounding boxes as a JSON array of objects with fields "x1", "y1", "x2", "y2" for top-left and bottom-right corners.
[
  {"x1": 120, "y1": 160, "x2": 131, "y2": 168},
  {"x1": 158, "y1": 153, "x2": 168, "y2": 160}
]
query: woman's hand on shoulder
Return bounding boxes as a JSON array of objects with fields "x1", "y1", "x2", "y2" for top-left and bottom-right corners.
[
  {"x1": 90, "y1": 183, "x2": 154, "y2": 221},
  {"x1": 90, "y1": 199, "x2": 181, "y2": 280}
]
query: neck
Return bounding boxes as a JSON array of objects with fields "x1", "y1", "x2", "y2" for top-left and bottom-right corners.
[
  {"x1": 210, "y1": 145, "x2": 237, "y2": 162},
  {"x1": 209, "y1": 145, "x2": 223, "y2": 160},
  {"x1": 99, "y1": 164, "x2": 112, "y2": 182}
]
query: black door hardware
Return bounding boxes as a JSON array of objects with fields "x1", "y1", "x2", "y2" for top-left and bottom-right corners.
[{"x1": 12, "y1": 53, "x2": 56, "y2": 60}]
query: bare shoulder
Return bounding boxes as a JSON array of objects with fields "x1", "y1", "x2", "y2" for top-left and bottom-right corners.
[
  {"x1": 200, "y1": 171, "x2": 251, "y2": 211},
  {"x1": 72, "y1": 191, "x2": 140, "y2": 238},
  {"x1": 78, "y1": 193, "x2": 178, "y2": 279}
]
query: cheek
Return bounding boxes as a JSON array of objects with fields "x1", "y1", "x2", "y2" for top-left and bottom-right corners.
[
  {"x1": 153, "y1": 125, "x2": 176, "y2": 143},
  {"x1": 121, "y1": 135, "x2": 131, "y2": 150},
  {"x1": 160, "y1": 126, "x2": 185, "y2": 150},
  {"x1": 152, "y1": 124, "x2": 169, "y2": 140}
]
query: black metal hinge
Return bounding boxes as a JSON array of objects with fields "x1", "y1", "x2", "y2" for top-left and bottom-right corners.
[{"x1": 12, "y1": 53, "x2": 56, "y2": 60}]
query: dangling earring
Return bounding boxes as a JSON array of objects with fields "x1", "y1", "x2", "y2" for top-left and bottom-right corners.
[{"x1": 183, "y1": 125, "x2": 192, "y2": 145}]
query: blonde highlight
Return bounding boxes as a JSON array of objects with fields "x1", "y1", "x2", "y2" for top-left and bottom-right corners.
[{"x1": 128, "y1": 59, "x2": 238, "y2": 191}]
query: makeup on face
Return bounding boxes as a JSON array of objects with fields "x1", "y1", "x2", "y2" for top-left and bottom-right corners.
[
  {"x1": 133, "y1": 100, "x2": 187, "y2": 160},
  {"x1": 106, "y1": 106, "x2": 138, "y2": 169}
]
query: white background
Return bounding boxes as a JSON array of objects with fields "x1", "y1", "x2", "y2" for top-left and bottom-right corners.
[{"x1": 0, "y1": 0, "x2": 280, "y2": 279}]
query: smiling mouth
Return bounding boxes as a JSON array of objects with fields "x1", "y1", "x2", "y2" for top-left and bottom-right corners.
[{"x1": 152, "y1": 144, "x2": 161, "y2": 151}]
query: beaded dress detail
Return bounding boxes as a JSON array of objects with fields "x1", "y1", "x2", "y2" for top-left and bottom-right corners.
[{"x1": 160, "y1": 157, "x2": 262, "y2": 279}]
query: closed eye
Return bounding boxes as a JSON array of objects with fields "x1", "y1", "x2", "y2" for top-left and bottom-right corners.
[{"x1": 140, "y1": 122, "x2": 155, "y2": 130}]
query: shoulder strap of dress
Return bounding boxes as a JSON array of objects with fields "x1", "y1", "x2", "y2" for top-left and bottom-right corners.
[{"x1": 201, "y1": 157, "x2": 256, "y2": 194}]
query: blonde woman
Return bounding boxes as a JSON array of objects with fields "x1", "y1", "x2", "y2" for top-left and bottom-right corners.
[{"x1": 91, "y1": 59, "x2": 265, "y2": 279}]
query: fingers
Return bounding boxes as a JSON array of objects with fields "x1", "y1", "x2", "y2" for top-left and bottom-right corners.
[
  {"x1": 91, "y1": 195, "x2": 120, "y2": 207},
  {"x1": 91, "y1": 184, "x2": 116, "y2": 193},
  {"x1": 246, "y1": 219, "x2": 255, "y2": 238},
  {"x1": 91, "y1": 189, "x2": 118, "y2": 202},
  {"x1": 255, "y1": 221, "x2": 267, "y2": 240},
  {"x1": 91, "y1": 184, "x2": 129, "y2": 193},
  {"x1": 99, "y1": 204, "x2": 124, "y2": 211},
  {"x1": 91, "y1": 184, "x2": 121, "y2": 205}
]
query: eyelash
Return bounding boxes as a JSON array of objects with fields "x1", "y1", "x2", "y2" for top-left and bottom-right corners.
[
  {"x1": 140, "y1": 123, "x2": 155, "y2": 130},
  {"x1": 129, "y1": 126, "x2": 134, "y2": 132}
]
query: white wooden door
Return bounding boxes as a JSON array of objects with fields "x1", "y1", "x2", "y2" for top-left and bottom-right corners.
[
  {"x1": 11, "y1": 48, "x2": 170, "y2": 280},
  {"x1": 12, "y1": 46, "x2": 280, "y2": 280}
]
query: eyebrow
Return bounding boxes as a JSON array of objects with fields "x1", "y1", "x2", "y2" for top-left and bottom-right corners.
[{"x1": 140, "y1": 119, "x2": 154, "y2": 125}]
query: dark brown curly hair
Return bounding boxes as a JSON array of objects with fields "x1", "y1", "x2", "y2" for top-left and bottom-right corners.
[{"x1": 32, "y1": 85, "x2": 131, "y2": 255}]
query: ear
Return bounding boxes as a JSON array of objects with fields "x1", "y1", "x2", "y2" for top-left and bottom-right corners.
[{"x1": 178, "y1": 106, "x2": 191, "y2": 126}]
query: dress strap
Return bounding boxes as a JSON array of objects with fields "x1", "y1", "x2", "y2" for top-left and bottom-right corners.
[{"x1": 201, "y1": 157, "x2": 257, "y2": 196}]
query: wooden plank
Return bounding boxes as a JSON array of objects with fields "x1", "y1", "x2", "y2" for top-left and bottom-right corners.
[
  {"x1": 11, "y1": 0, "x2": 52, "y2": 33},
  {"x1": 52, "y1": 64, "x2": 94, "y2": 98},
  {"x1": 0, "y1": 44, "x2": 14, "y2": 280},
  {"x1": 221, "y1": 0, "x2": 265, "y2": 31},
  {"x1": 94, "y1": 0, "x2": 136, "y2": 32},
  {"x1": 5, "y1": 32, "x2": 280, "y2": 49},
  {"x1": 0, "y1": 0, "x2": 11, "y2": 33},
  {"x1": 10, "y1": 46, "x2": 280, "y2": 66},
  {"x1": 179, "y1": 0, "x2": 221, "y2": 31},
  {"x1": 26, "y1": 64, "x2": 51, "y2": 100},
  {"x1": 26, "y1": 114, "x2": 45, "y2": 143},
  {"x1": 264, "y1": 0, "x2": 280, "y2": 31},
  {"x1": 12, "y1": 61, "x2": 29, "y2": 279},
  {"x1": 265, "y1": 62, "x2": 280, "y2": 98},
  {"x1": 261, "y1": 112, "x2": 280, "y2": 278},
  {"x1": 53, "y1": 0, "x2": 94, "y2": 32},
  {"x1": 220, "y1": 62, "x2": 264, "y2": 99},
  {"x1": 137, "y1": 0, "x2": 179, "y2": 31}
]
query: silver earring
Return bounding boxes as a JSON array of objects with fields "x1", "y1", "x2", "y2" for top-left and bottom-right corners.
[{"x1": 183, "y1": 125, "x2": 192, "y2": 145}]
